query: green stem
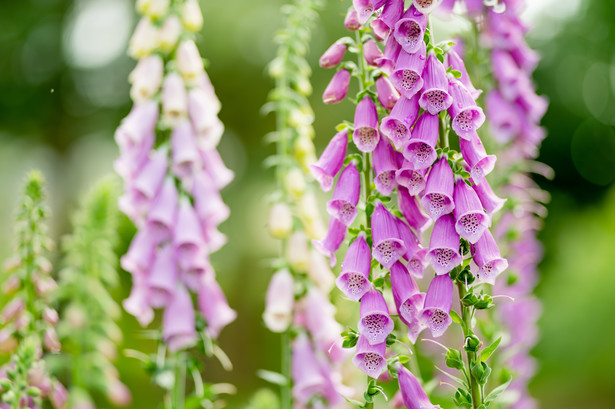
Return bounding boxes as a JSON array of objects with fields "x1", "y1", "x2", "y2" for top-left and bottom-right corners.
[
  {"x1": 456, "y1": 282, "x2": 481, "y2": 409},
  {"x1": 281, "y1": 331, "x2": 292, "y2": 409},
  {"x1": 173, "y1": 352, "x2": 186, "y2": 409}
]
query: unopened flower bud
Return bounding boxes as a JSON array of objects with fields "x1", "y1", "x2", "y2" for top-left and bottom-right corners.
[
  {"x1": 107, "y1": 378, "x2": 132, "y2": 407},
  {"x1": 287, "y1": 231, "x2": 309, "y2": 272},
  {"x1": 129, "y1": 54, "x2": 164, "y2": 102},
  {"x1": 307, "y1": 249, "x2": 335, "y2": 293},
  {"x1": 144, "y1": 0, "x2": 169, "y2": 19},
  {"x1": 268, "y1": 202, "x2": 293, "y2": 239},
  {"x1": 1, "y1": 298, "x2": 24, "y2": 323},
  {"x1": 50, "y1": 381, "x2": 68, "y2": 409},
  {"x1": 129, "y1": 17, "x2": 159, "y2": 59},
  {"x1": 35, "y1": 275, "x2": 57, "y2": 296},
  {"x1": 97, "y1": 339, "x2": 117, "y2": 360},
  {"x1": 43, "y1": 307, "x2": 59, "y2": 325},
  {"x1": 176, "y1": 40, "x2": 204, "y2": 82},
  {"x1": 66, "y1": 305, "x2": 87, "y2": 329},
  {"x1": 344, "y1": 7, "x2": 361, "y2": 31},
  {"x1": 268, "y1": 57, "x2": 284, "y2": 78},
  {"x1": 263, "y1": 269, "x2": 294, "y2": 332},
  {"x1": 2, "y1": 276, "x2": 20, "y2": 294},
  {"x1": 162, "y1": 73, "x2": 188, "y2": 125},
  {"x1": 44, "y1": 327, "x2": 61, "y2": 353},
  {"x1": 14, "y1": 314, "x2": 30, "y2": 332},
  {"x1": 2, "y1": 256, "x2": 21, "y2": 272},
  {"x1": 0, "y1": 328, "x2": 17, "y2": 353},
  {"x1": 182, "y1": 0, "x2": 203, "y2": 32},
  {"x1": 284, "y1": 168, "x2": 306, "y2": 199},
  {"x1": 158, "y1": 15, "x2": 182, "y2": 52}
]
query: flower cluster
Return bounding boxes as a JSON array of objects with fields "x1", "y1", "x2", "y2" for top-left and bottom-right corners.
[
  {"x1": 261, "y1": 1, "x2": 349, "y2": 407},
  {"x1": 0, "y1": 171, "x2": 66, "y2": 409},
  {"x1": 315, "y1": 1, "x2": 512, "y2": 407},
  {"x1": 116, "y1": 0, "x2": 235, "y2": 351}
]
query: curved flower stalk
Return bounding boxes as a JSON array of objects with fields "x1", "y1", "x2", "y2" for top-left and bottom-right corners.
[
  {"x1": 48, "y1": 178, "x2": 130, "y2": 408},
  {"x1": 262, "y1": 1, "x2": 349, "y2": 408},
  {"x1": 313, "y1": 1, "x2": 519, "y2": 408},
  {"x1": 0, "y1": 171, "x2": 67, "y2": 409},
  {"x1": 116, "y1": 1, "x2": 235, "y2": 407}
]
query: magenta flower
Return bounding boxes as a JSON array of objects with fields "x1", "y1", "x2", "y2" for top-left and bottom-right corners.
[
  {"x1": 363, "y1": 39, "x2": 384, "y2": 66},
  {"x1": 390, "y1": 262, "x2": 423, "y2": 325},
  {"x1": 319, "y1": 40, "x2": 347, "y2": 68},
  {"x1": 471, "y1": 230, "x2": 508, "y2": 285},
  {"x1": 163, "y1": 285, "x2": 198, "y2": 351},
  {"x1": 310, "y1": 129, "x2": 348, "y2": 192},
  {"x1": 197, "y1": 276, "x2": 236, "y2": 339},
  {"x1": 486, "y1": 90, "x2": 522, "y2": 143},
  {"x1": 370, "y1": 0, "x2": 403, "y2": 40},
  {"x1": 352, "y1": 0, "x2": 386, "y2": 24},
  {"x1": 448, "y1": 78, "x2": 486, "y2": 139},
  {"x1": 413, "y1": 0, "x2": 444, "y2": 14},
  {"x1": 380, "y1": 95, "x2": 420, "y2": 150},
  {"x1": 200, "y1": 149, "x2": 234, "y2": 190},
  {"x1": 352, "y1": 334, "x2": 387, "y2": 379},
  {"x1": 174, "y1": 198, "x2": 206, "y2": 271},
  {"x1": 323, "y1": 69, "x2": 351, "y2": 104},
  {"x1": 371, "y1": 202, "x2": 406, "y2": 268},
  {"x1": 459, "y1": 132, "x2": 496, "y2": 184},
  {"x1": 148, "y1": 245, "x2": 178, "y2": 308},
  {"x1": 313, "y1": 217, "x2": 347, "y2": 267},
  {"x1": 419, "y1": 273, "x2": 453, "y2": 337},
  {"x1": 403, "y1": 112, "x2": 439, "y2": 170},
  {"x1": 427, "y1": 214, "x2": 461, "y2": 275},
  {"x1": 445, "y1": 48, "x2": 482, "y2": 99},
  {"x1": 398, "y1": 364, "x2": 441, "y2": 409},
  {"x1": 376, "y1": 34, "x2": 402, "y2": 76},
  {"x1": 327, "y1": 162, "x2": 360, "y2": 226},
  {"x1": 420, "y1": 53, "x2": 453, "y2": 115},
  {"x1": 373, "y1": 136, "x2": 400, "y2": 195},
  {"x1": 473, "y1": 178, "x2": 507, "y2": 216},
  {"x1": 391, "y1": 42, "x2": 427, "y2": 98},
  {"x1": 337, "y1": 233, "x2": 372, "y2": 301},
  {"x1": 375, "y1": 75, "x2": 400, "y2": 110},
  {"x1": 358, "y1": 290, "x2": 394, "y2": 346},
  {"x1": 396, "y1": 164, "x2": 427, "y2": 196},
  {"x1": 395, "y1": 217, "x2": 420, "y2": 262},
  {"x1": 453, "y1": 179, "x2": 491, "y2": 244},
  {"x1": 146, "y1": 178, "x2": 178, "y2": 243},
  {"x1": 394, "y1": 5, "x2": 428, "y2": 54},
  {"x1": 420, "y1": 156, "x2": 455, "y2": 220},
  {"x1": 398, "y1": 186, "x2": 432, "y2": 234},
  {"x1": 171, "y1": 120, "x2": 201, "y2": 185},
  {"x1": 291, "y1": 333, "x2": 327, "y2": 403},
  {"x1": 353, "y1": 96, "x2": 380, "y2": 152},
  {"x1": 344, "y1": 7, "x2": 361, "y2": 31}
]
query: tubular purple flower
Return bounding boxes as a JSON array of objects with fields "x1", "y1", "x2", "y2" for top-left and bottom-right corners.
[
  {"x1": 323, "y1": 69, "x2": 351, "y2": 104},
  {"x1": 420, "y1": 53, "x2": 453, "y2": 115},
  {"x1": 394, "y1": 5, "x2": 428, "y2": 54},
  {"x1": 263, "y1": 269, "x2": 294, "y2": 333},
  {"x1": 146, "y1": 179, "x2": 178, "y2": 243},
  {"x1": 459, "y1": 132, "x2": 496, "y2": 184},
  {"x1": 114, "y1": 101, "x2": 158, "y2": 156},
  {"x1": 292, "y1": 333, "x2": 327, "y2": 403},
  {"x1": 453, "y1": 179, "x2": 491, "y2": 244},
  {"x1": 319, "y1": 40, "x2": 347, "y2": 68},
  {"x1": 375, "y1": 75, "x2": 400, "y2": 110},
  {"x1": 376, "y1": 34, "x2": 402, "y2": 76},
  {"x1": 120, "y1": 147, "x2": 167, "y2": 220},
  {"x1": 162, "y1": 284, "x2": 197, "y2": 351},
  {"x1": 371, "y1": 0, "x2": 403, "y2": 40},
  {"x1": 301, "y1": 289, "x2": 344, "y2": 359},
  {"x1": 172, "y1": 119, "x2": 201, "y2": 185},
  {"x1": 337, "y1": 233, "x2": 372, "y2": 301},
  {"x1": 371, "y1": 202, "x2": 406, "y2": 268},
  {"x1": 352, "y1": 0, "x2": 387, "y2": 24},
  {"x1": 516, "y1": 79, "x2": 549, "y2": 123},
  {"x1": 381, "y1": 94, "x2": 420, "y2": 150},
  {"x1": 358, "y1": 290, "x2": 394, "y2": 345},
  {"x1": 148, "y1": 245, "x2": 178, "y2": 308},
  {"x1": 403, "y1": 112, "x2": 439, "y2": 170},
  {"x1": 447, "y1": 78, "x2": 485, "y2": 139},
  {"x1": 491, "y1": 50, "x2": 523, "y2": 100},
  {"x1": 123, "y1": 277, "x2": 154, "y2": 326},
  {"x1": 391, "y1": 42, "x2": 427, "y2": 98},
  {"x1": 120, "y1": 228, "x2": 156, "y2": 275},
  {"x1": 192, "y1": 171, "x2": 230, "y2": 226},
  {"x1": 352, "y1": 335, "x2": 387, "y2": 378},
  {"x1": 390, "y1": 262, "x2": 423, "y2": 325},
  {"x1": 395, "y1": 217, "x2": 420, "y2": 261},
  {"x1": 344, "y1": 7, "x2": 361, "y2": 31},
  {"x1": 413, "y1": 0, "x2": 444, "y2": 14},
  {"x1": 353, "y1": 96, "x2": 380, "y2": 152},
  {"x1": 310, "y1": 130, "x2": 348, "y2": 192},
  {"x1": 445, "y1": 49, "x2": 481, "y2": 99},
  {"x1": 419, "y1": 273, "x2": 453, "y2": 337},
  {"x1": 398, "y1": 186, "x2": 432, "y2": 234},
  {"x1": 312, "y1": 217, "x2": 347, "y2": 267},
  {"x1": 188, "y1": 88, "x2": 222, "y2": 150},
  {"x1": 1, "y1": 299, "x2": 24, "y2": 323},
  {"x1": 472, "y1": 179, "x2": 507, "y2": 216},
  {"x1": 396, "y1": 164, "x2": 427, "y2": 196},
  {"x1": 201, "y1": 149, "x2": 234, "y2": 190},
  {"x1": 174, "y1": 198, "x2": 207, "y2": 271},
  {"x1": 363, "y1": 39, "x2": 384, "y2": 66},
  {"x1": 420, "y1": 156, "x2": 455, "y2": 220},
  {"x1": 327, "y1": 162, "x2": 360, "y2": 226},
  {"x1": 398, "y1": 364, "x2": 441, "y2": 409},
  {"x1": 427, "y1": 214, "x2": 461, "y2": 275},
  {"x1": 471, "y1": 230, "x2": 508, "y2": 285},
  {"x1": 197, "y1": 275, "x2": 236, "y2": 339},
  {"x1": 373, "y1": 136, "x2": 400, "y2": 195}
]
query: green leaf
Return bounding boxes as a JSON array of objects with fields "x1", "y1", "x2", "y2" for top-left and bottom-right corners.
[
  {"x1": 257, "y1": 370, "x2": 288, "y2": 386},
  {"x1": 450, "y1": 310, "x2": 463, "y2": 325},
  {"x1": 485, "y1": 375, "x2": 513, "y2": 403},
  {"x1": 480, "y1": 337, "x2": 502, "y2": 362}
]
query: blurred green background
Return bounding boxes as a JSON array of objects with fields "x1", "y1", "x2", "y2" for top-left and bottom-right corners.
[{"x1": 1, "y1": 0, "x2": 614, "y2": 408}]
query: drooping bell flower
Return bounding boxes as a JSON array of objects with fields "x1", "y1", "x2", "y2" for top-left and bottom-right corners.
[
  {"x1": 286, "y1": 231, "x2": 310, "y2": 272},
  {"x1": 344, "y1": 7, "x2": 361, "y2": 31},
  {"x1": 310, "y1": 129, "x2": 348, "y2": 191},
  {"x1": 398, "y1": 186, "x2": 432, "y2": 234},
  {"x1": 380, "y1": 95, "x2": 420, "y2": 149},
  {"x1": 459, "y1": 132, "x2": 496, "y2": 184},
  {"x1": 419, "y1": 53, "x2": 453, "y2": 115},
  {"x1": 453, "y1": 179, "x2": 491, "y2": 244},
  {"x1": 373, "y1": 136, "x2": 400, "y2": 195},
  {"x1": 419, "y1": 273, "x2": 453, "y2": 337},
  {"x1": 471, "y1": 230, "x2": 508, "y2": 285},
  {"x1": 395, "y1": 217, "x2": 420, "y2": 262},
  {"x1": 390, "y1": 262, "x2": 423, "y2": 325},
  {"x1": 123, "y1": 276, "x2": 154, "y2": 326},
  {"x1": 486, "y1": 90, "x2": 522, "y2": 143},
  {"x1": 174, "y1": 198, "x2": 207, "y2": 271},
  {"x1": 162, "y1": 72, "x2": 188, "y2": 125},
  {"x1": 408, "y1": 248, "x2": 429, "y2": 280},
  {"x1": 307, "y1": 249, "x2": 336, "y2": 294},
  {"x1": 364, "y1": 39, "x2": 384, "y2": 66},
  {"x1": 114, "y1": 100, "x2": 158, "y2": 161},
  {"x1": 327, "y1": 162, "x2": 360, "y2": 226},
  {"x1": 445, "y1": 48, "x2": 481, "y2": 99},
  {"x1": 491, "y1": 50, "x2": 523, "y2": 100},
  {"x1": 375, "y1": 34, "x2": 402, "y2": 76},
  {"x1": 323, "y1": 69, "x2": 351, "y2": 104},
  {"x1": 313, "y1": 217, "x2": 347, "y2": 267},
  {"x1": 396, "y1": 163, "x2": 427, "y2": 196},
  {"x1": 192, "y1": 171, "x2": 230, "y2": 226},
  {"x1": 336, "y1": 233, "x2": 372, "y2": 301},
  {"x1": 375, "y1": 75, "x2": 400, "y2": 110},
  {"x1": 370, "y1": 0, "x2": 404, "y2": 40},
  {"x1": 129, "y1": 55, "x2": 164, "y2": 102},
  {"x1": 145, "y1": 178, "x2": 178, "y2": 243},
  {"x1": 413, "y1": 0, "x2": 444, "y2": 14},
  {"x1": 197, "y1": 275, "x2": 237, "y2": 339},
  {"x1": 162, "y1": 284, "x2": 198, "y2": 351},
  {"x1": 176, "y1": 40, "x2": 205, "y2": 82},
  {"x1": 353, "y1": 0, "x2": 387, "y2": 24},
  {"x1": 371, "y1": 202, "x2": 406, "y2": 268},
  {"x1": 319, "y1": 40, "x2": 348, "y2": 68},
  {"x1": 427, "y1": 214, "x2": 461, "y2": 275},
  {"x1": 292, "y1": 333, "x2": 327, "y2": 403},
  {"x1": 403, "y1": 112, "x2": 439, "y2": 170},
  {"x1": 352, "y1": 334, "x2": 387, "y2": 379},
  {"x1": 120, "y1": 228, "x2": 156, "y2": 276},
  {"x1": 148, "y1": 245, "x2": 178, "y2": 308},
  {"x1": 420, "y1": 156, "x2": 455, "y2": 220},
  {"x1": 353, "y1": 96, "x2": 380, "y2": 152},
  {"x1": 188, "y1": 88, "x2": 222, "y2": 150},
  {"x1": 394, "y1": 5, "x2": 428, "y2": 54},
  {"x1": 171, "y1": 119, "x2": 201, "y2": 186},
  {"x1": 201, "y1": 148, "x2": 234, "y2": 190},
  {"x1": 397, "y1": 364, "x2": 441, "y2": 409},
  {"x1": 391, "y1": 42, "x2": 427, "y2": 98},
  {"x1": 301, "y1": 289, "x2": 344, "y2": 360},
  {"x1": 263, "y1": 269, "x2": 295, "y2": 332},
  {"x1": 448, "y1": 78, "x2": 485, "y2": 140},
  {"x1": 358, "y1": 290, "x2": 394, "y2": 345},
  {"x1": 472, "y1": 179, "x2": 507, "y2": 216}
]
